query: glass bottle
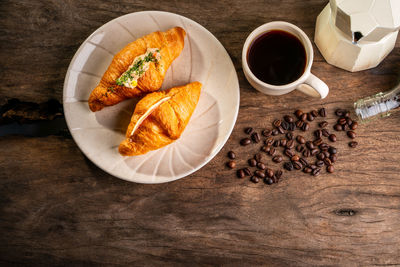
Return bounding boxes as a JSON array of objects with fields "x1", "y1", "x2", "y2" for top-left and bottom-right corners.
[{"x1": 354, "y1": 82, "x2": 400, "y2": 123}]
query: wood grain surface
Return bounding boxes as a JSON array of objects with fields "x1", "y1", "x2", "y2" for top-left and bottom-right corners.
[{"x1": 1, "y1": 0, "x2": 400, "y2": 266}]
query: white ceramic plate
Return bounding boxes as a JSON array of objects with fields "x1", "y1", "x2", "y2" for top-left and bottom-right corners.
[{"x1": 63, "y1": 11, "x2": 239, "y2": 184}]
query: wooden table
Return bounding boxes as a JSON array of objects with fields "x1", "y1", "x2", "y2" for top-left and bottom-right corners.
[{"x1": 1, "y1": 0, "x2": 400, "y2": 265}]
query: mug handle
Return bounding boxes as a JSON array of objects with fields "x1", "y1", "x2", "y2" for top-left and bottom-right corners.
[{"x1": 296, "y1": 73, "x2": 329, "y2": 99}]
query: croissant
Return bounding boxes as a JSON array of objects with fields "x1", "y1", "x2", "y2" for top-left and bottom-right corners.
[
  {"x1": 119, "y1": 82, "x2": 202, "y2": 156},
  {"x1": 88, "y1": 27, "x2": 186, "y2": 112}
]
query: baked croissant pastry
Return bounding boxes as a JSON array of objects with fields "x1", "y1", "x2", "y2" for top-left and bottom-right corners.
[
  {"x1": 88, "y1": 27, "x2": 186, "y2": 112},
  {"x1": 119, "y1": 82, "x2": 202, "y2": 156}
]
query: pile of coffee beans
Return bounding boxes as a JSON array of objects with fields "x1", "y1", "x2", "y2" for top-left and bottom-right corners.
[{"x1": 225, "y1": 108, "x2": 359, "y2": 186}]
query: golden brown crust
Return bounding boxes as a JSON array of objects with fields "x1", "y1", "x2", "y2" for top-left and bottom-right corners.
[
  {"x1": 88, "y1": 27, "x2": 186, "y2": 112},
  {"x1": 118, "y1": 82, "x2": 202, "y2": 156}
]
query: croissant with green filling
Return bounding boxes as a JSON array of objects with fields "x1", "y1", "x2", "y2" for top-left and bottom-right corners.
[
  {"x1": 119, "y1": 82, "x2": 202, "y2": 156},
  {"x1": 88, "y1": 27, "x2": 186, "y2": 112}
]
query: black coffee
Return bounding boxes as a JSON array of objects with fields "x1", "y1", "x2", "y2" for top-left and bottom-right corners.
[{"x1": 247, "y1": 30, "x2": 306, "y2": 85}]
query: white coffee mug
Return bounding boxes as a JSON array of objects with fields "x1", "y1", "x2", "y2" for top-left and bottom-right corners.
[{"x1": 242, "y1": 21, "x2": 329, "y2": 99}]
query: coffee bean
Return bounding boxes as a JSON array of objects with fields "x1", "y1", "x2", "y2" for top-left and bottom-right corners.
[
  {"x1": 295, "y1": 120, "x2": 304, "y2": 128},
  {"x1": 343, "y1": 111, "x2": 350, "y2": 118},
  {"x1": 272, "y1": 129, "x2": 279, "y2": 136},
  {"x1": 323, "y1": 151, "x2": 330, "y2": 158},
  {"x1": 335, "y1": 109, "x2": 344, "y2": 116},
  {"x1": 324, "y1": 158, "x2": 332, "y2": 166},
  {"x1": 250, "y1": 176, "x2": 260, "y2": 183},
  {"x1": 254, "y1": 170, "x2": 266, "y2": 178},
  {"x1": 342, "y1": 124, "x2": 350, "y2": 131},
  {"x1": 280, "y1": 139, "x2": 287, "y2": 147},
  {"x1": 251, "y1": 132, "x2": 261, "y2": 143},
  {"x1": 291, "y1": 155, "x2": 300, "y2": 162},
  {"x1": 334, "y1": 124, "x2": 342, "y2": 131},
  {"x1": 281, "y1": 121, "x2": 289, "y2": 130},
  {"x1": 327, "y1": 165, "x2": 334, "y2": 173},
  {"x1": 227, "y1": 161, "x2": 236, "y2": 169},
  {"x1": 349, "y1": 141, "x2": 358, "y2": 148},
  {"x1": 248, "y1": 158, "x2": 257, "y2": 167},
  {"x1": 284, "y1": 115, "x2": 294, "y2": 123},
  {"x1": 322, "y1": 129, "x2": 330, "y2": 137},
  {"x1": 350, "y1": 121, "x2": 358, "y2": 130},
  {"x1": 319, "y1": 107, "x2": 327, "y2": 117},
  {"x1": 264, "y1": 177, "x2": 274, "y2": 185},
  {"x1": 227, "y1": 151, "x2": 236, "y2": 159},
  {"x1": 257, "y1": 162, "x2": 266, "y2": 170},
  {"x1": 277, "y1": 125, "x2": 285, "y2": 134},
  {"x1": 296, "y1": 135, "x2": 306, "y2": 144},
  {"x1": 237, "y1": 169, "x2": 245, "y2": 178},
  {"x1": 294, "y1": 109, "x2": 304, "y2": 118},
  {"x1": 328, "y1": 147, "x2": 337, "y2": 154},
  {"x1": 319, "y1": 121, "x2": 328, "y2": 128},
  {"x1": 268, "y1": 147, "x2": 276, "y2": 156},
  {"x1": 293, "y1": 161, "x2": 302, "y2": 170},
  {"x1": 286, "y1": 140, "x2": 295, "y2": 149},
  {"x1": 240, "y1": 138, "x2": 251, "y2": 146},
  {"x1": 346, "y1": 118, "x2": 353, "y2": 125},
  {"x1": 266, "y1": 168, "x2": 274, "y2": 178},
  {"x1": 319, "y1": 143, "x2": 329, "y2": 151},
  {"x1": 314, "y1": 129, "x2": 322, "y2": 138},
  {"x1": 284, "y1": 162, "x2": 294, "y2": 171},
  {"x1": 303, "y1": 167, "x2": 312, "y2": 173},
  {"x1": 244, "y1": 127, "x2": 253, "y2": 134},
  {"x1": 299, "y1": 157, "x2": 308, "y2": 167},
  {"x1": 265, "y1": 137, "x2": 274, "y2": 146},
  {"x1": 329, "y1": 134, "x2": 337, "y2": 142},
  {"x1": 273, "y1": 155, "x2": 283, "y2": 163},
  {"x1": 312, "y1": 168, "x2": 321, "y2": 176},
  {"x1": 289, "y1": 122, "x2": 296, "y2": 131},
  {"x1": 296, "y1": 145, "x2": 304, "y2": 152},
  {"x1": 254, "y1": 153, "x2": 262, "y2": 162},
  {"x1": 307, "y1": 113, "x2": 315, "y2": 121},
  {"x1": 310, "y1": 164, "x2": 317, "y2": 170},
  {"x1": 303, "y1": 149, "x2": 311, "y2": 157},
  {"x1": 316, "y1": 153, "x2": 325, "y2": 160},
  {"x1": 261, "y1": 145, "x2": 270, "y2": 153},
  {"x1": 300, "y1": 113, "x2": 307, "y2": 121},
  {"x1": 275, "y1": 169, "x2": 283, "y2": 178},
  {"x1": 313, "y1": 138, "x2": 323, "y2": 146},
  {"x1": 262, "y1": 129, "x2": 272, "y2": 137},
  {"x1": 338, "y1": 118, "x2": 347, "y2": 125},
  {"x1": 305, "y1": 141, "x2": 314, "y2": 150},
  {"x1": 301, "y1": 122, "x2": 310, "y2": 131},
  {"x1": 311, "y1": 110, "x2": 318, "y2": 117},
  {"x1": 243, "y1": 168, "x2": 251, "y2": 176},
  {"x1": 284, "y1": 149, "x2": 295, "y2": 158},
  {"x1": 273, "y1": 140, "x2": 280, "y2": 147},
  {"x1": 286, "y1": 132, "x2": 294, "y2": 140},
  {"x1": 310, "y1": 148, "x2": 319, "y2": 156},
  {"x1": 347, "y1": 131, "x2": 356, "y2": 139},
  {"x1": 330, "y1": 154, "x2": 337, "y2": 163},
  {"x1": 273, "y1": 119, "x2": 282, "y2": 127}
]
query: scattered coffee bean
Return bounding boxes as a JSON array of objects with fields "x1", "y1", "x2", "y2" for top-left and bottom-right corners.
[
  {"x1": 251, "y1": 132, "x2": 261, "y2": 143},
  {"x1": 296, "y1": 145, "x2": 304, "y2": 152},
  {"x1": 330, "y1": 154, "x2": 337, "y2": 163},
  {"x1": 264, "y1": 177, "x2": 274, "y2": 185},
  {"x1": 319, "y1": 107, "x2": 327, "y2": 117},
  {"x1": 347, "y1": 131, "x2": 356, "y2": 139},
  {"x1": 307, "y1": 113, "x2": 315, "y2": 121},
  {"x1": 313, "y1": 138, "x2": 323, "y2": 146},
  {"x1": 334, "y1": 124, "x2": 342, "y2": 131},
  {"x1": 305, "y1": 141, "x2": 314, "y2": 150},
  {"x1": 273, "y1": 119, "x2": 282, "y2": 127},
  {"x1": 343, "y1": 111, "x2": 350, "y2": 118},
  {"x1": 316, "y1": 153, "x2": 325, "y2": 160},
  {"x1": 281, "y1": 121, "x2": 289, "y2": 130},
  {"x1": 291, "y1": 155, "x2": 300, "y2": 162},
  {"x1": 266, "y1": 168, "x2": 274, "y2": 178},
  {"x1": 254, "y1": 170, "x2": 266, "y2": 178},
  {"x1": 322, "y1": 129, "x2": 330, "y2": 137},
  {"x1": 301, "y1": 122, "x2": 310, "y2": 131},
  {"x1": 280, "y1": 139, "x2": 287, "y2": 147},
  {"x1": 273, "y1": 155, "x2": 283, "y2": 163},
  {"x1": 300, "y1": 113, "x2": 307, "y2": 121},
  {"x1": 243, "y1": 168, "x2": 251, "y2": 176},
  {"x1": 244, "y1": 127, "x2": 253, "y2": 134},
  {"x1": 350, "y1": 121, "x2": 358, "y2": 130},
  {"x1": 227, "y1": 151, "x2": 236, "y2": 159},
  {"x1": 329, "y1": 134, "x2": 337, "y2": 142},
  {"x1": 303, "y1": 149, "x2": 311, "y2": 157},
  {"x1": 286, "y1": 140, "x2": 295, "y2": 149},
  {"x1": 311, "y1": 110, "x2": 318, "y2": 117},
  {"x1": 284, "y1": 162, "x2": 294, "y2": 171},
  {"x1": 277, "y1": 125, "x2": 285, "y2": 134},
  {"x1": 349, "y1": 141, "x2": 358, "y2": 148},
  {"x1": 272, "y1": 129, "x2": 279, "y2": 136},
  {"x1": 295, "y1": 120, "x2": 304, "y2": 128},
  {"x1": 324, "y1": 158, "x2": 332, "y2": 166},
  {"x1": 284, "y1": 115, "x2": 294, "y2": 123},
  {"x1": 240, "y1": 138, "x2": 251, "y2": 146},
  {"x1": 265, "y1": 137, "x2": 274, "y2": 146},
  {"x1": 327, "y1": 165, "x2": 334, "y2": 173},
  {"x1": 261, "y1": 145, "x2": 270, "y2": 153},
  {"x1": 293, "y1": 161, "x2": 302, "y2": 170},
  {"x1": 275, "y1": 170, "x2": 283, "y2": 179},
  {"x1": 338, "y1": 118, "x2": 347, "y2": 125},
  {"x1": 319, "y1": 121, "x2": 328, "y2": 128},
  {"x1": 250, "y1": 176, "x2": 260, "y2": 183},
  {"x1": 296, "y1": 135, "x2": 306, "y2": 144},
  {"x1": 335, "y1": 109, "x2": 344, "y2": 116},
  {"x1": 237, "y1": 169, "x2": 245, "y2": 178},
  {"x1": 254, "y1": 153, "x2": 262, "y2": 162},
  {"x1": 248, "y1": 158, "x2": 257, "y2": 167},
  {"x1": 323, "y1": 151, "x2": 330, "y2": 158},
  {"x1": 286, "y1": 132, "x2": 294, "y2": 140},
  {"x1": 257, "y1": 162, "x2": 266, "y2": 170},
  {"x1": 299, "y1": 158, "x2": 308, "y2": 167},
  {"x1": 346, "y1": 117, "x2": 353, "y2": 125},
  {"x1": 314, "y1": 129, "x2": 322, "y2": 138},
  {"x1": 319, "y1": 143, "x2": 329, "y2": 151},
  {"x1": 262, "y1": 129, "x2": 272, "y2": 137},
  {"x1": 288, "y1": 122, "x2": 296, "y2": 131},
  {"x1": 284, "y1": 149, "x2": 295, "y2": 158},
  {"x1": 294, "y1": 110, "x2": 304, "y2": 118},
  {"x1": 310, "y1": 164, "x2": 317, "y2": 170},
  {"x1": 268, "y1": 147, "x2": 277, "y2": 156},
  {"x1": 312, "y1": 168, "x2": 321, "y2": 176},
  {"x1": 227, "y1": 161, "x2": 236, "y2": 169},
  {"x1": 303, "y1": 167, "x2": 312, "y2": 173},
  {"x1": 342, "y1": 124, "x2": 350, "y2": 131},
  {"x1": 310, "y1": 148, "x2": 319, "y2": 156},
  {"x1": 273, "y1": 140, "x2": 280, "y2": 147},
  {"x1": 328, "y1": 147, "x2": 337, "y2": 154}
]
